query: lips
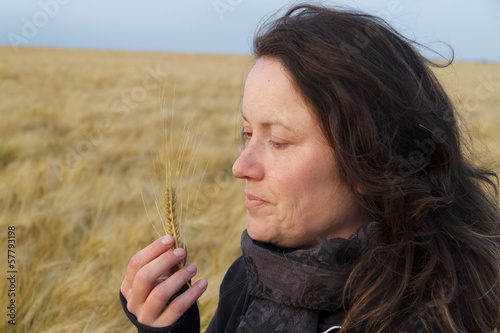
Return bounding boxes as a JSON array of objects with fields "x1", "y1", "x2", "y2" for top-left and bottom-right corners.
[{"x1": 244, "y1": 192, "x2": 267, "y2": 209}]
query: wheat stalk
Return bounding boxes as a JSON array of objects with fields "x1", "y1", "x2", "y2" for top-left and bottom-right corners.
[
  {"x1": 152, "y1": 87, "x2": 205, "y2": 271},
  {"x1": 139, "y1": 85, "x2": 207, "y2": 285},
  {"x1": 157, "y1": 89, "x2": 186, "y2": 269}
]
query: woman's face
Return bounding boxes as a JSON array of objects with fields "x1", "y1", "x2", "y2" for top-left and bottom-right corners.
[{"x1": 232, "y1": 57, "x2": 365, "y2": 248}]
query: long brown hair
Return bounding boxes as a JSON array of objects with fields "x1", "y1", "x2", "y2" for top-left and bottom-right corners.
[{"x1": 253, "y1": 4, "x2": 500, "y2": 332}]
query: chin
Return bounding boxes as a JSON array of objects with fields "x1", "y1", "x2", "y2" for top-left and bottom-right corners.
[
  {"x1": 246, "y1": 225, "x2": 266, "y2": 242},
  {"x1": 246, "y1": 218, "x2": 272, "y2": 244}
]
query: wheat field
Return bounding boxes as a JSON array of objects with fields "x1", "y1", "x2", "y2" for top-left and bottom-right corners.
[{"x1": 0, "y1": 46, "x2": 499, "y2": 332}]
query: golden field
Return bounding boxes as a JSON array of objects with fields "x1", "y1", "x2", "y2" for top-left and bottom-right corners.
[{"x1": 0, "y1": 46, "x2": 499, "y2": 332}]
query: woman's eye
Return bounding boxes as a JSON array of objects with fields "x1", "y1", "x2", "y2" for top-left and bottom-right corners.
[
  {"x1": 269, "y1": 140, "x2": 288, "y2": 149},
  {"x1": 241, "y1": 131, "x2": 252, "y2": 145}
]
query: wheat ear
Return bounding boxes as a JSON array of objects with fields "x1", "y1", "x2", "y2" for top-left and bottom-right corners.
[{"x1": 164, "y1": 169, "x2": 184, "y2": 265}]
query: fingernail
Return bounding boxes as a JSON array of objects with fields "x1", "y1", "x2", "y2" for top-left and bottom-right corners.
[
  {"x1": 161, "y1": 236, "x2": 174, "y2": 245},
  {"x1": 186, "y1": 263, "x2": 196, "y2": 273},
  {"x1": 197, "y1": 279, "x2": 207, "y2": 289},
  {"x1": 173, "y1": 248, "x2": 185, "y2": 257}
]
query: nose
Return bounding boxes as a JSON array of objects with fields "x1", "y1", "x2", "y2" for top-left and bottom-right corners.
[{"x1": 232, "y1": 143, "x2": 264, "y2": 180}]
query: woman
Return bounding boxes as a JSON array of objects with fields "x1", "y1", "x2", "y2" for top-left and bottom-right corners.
[{"x1": 120, "y1": 4, "x2": 500, "y2": 332}]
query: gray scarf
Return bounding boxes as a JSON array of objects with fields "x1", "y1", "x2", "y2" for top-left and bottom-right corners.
[{"x1": 237, "y1": 223, "x2": 378, "y2": 333}]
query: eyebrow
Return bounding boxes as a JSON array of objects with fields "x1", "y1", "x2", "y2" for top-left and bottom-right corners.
[{"x1": 241, "y1": 112, "x2": 295, "y2": 132}]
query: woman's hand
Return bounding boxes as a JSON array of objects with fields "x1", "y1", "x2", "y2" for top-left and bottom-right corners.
[{"x1": 120, "y1": 235, "x2": 208, "y2": 327}]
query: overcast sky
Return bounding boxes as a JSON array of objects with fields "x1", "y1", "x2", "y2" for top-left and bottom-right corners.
[{"x1": 1, "y1": 0, "x2": 499, "y2": 62}]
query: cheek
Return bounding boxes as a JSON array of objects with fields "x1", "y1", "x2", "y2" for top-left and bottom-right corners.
[
  {"x1": 272, "y1": 165, "x2": 323, "y2": 221},
  {"x1": 294, "y1": 160, "x2": 332, "y2": 192},
  {"x1": 289, "y1": 158, "x2": 345, "y2": 212}
]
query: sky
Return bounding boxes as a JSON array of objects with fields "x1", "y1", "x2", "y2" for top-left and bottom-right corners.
[{"x1": 0, "y1": 0, "x2": 499, "y2": 62}]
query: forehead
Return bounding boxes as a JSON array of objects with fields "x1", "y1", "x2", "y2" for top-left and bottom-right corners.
[
  {"x1": 242, "y1": 57, "x2": 315, "y2": 130},
  {"x1": 244, "y1": 57, "x2": 300, "y2": 103}
]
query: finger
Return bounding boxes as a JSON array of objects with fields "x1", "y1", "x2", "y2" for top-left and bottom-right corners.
[
  {"x1": 129, "y1": 247, "x2": 187, "y2": 308},
  {"x1": 121, "y1": 236, "x2": 175, "y2": 297},
  {"x1": 154, "y1": 275, "x2": 208, "y2": 326},
  {"x1": 141, "y1": 261, "x2": 196, "y2": 320},
  {"x1": 181, "y1": 242, "x2": 187, "y2": 266}
]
